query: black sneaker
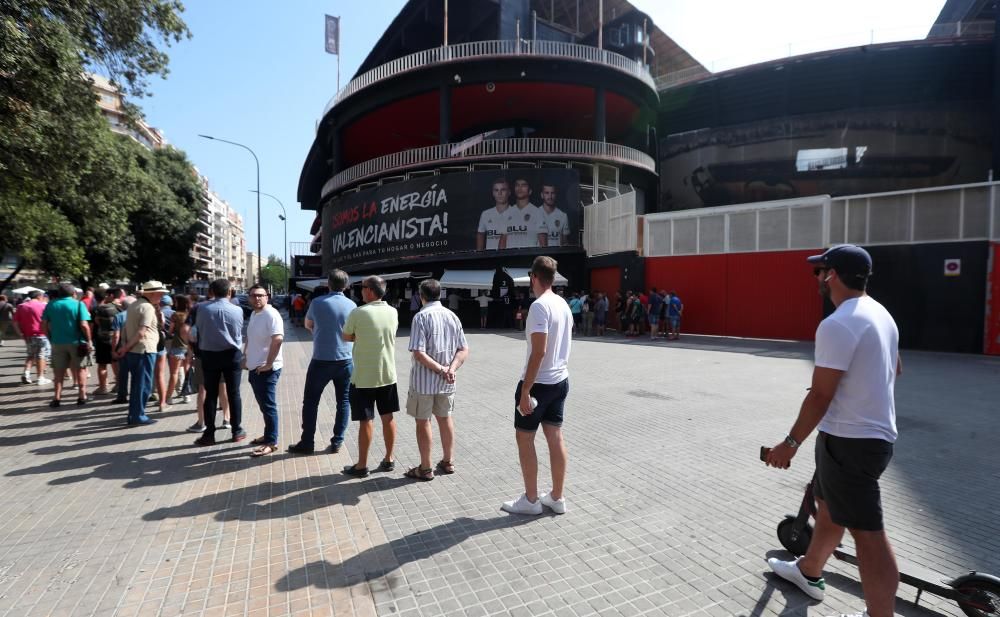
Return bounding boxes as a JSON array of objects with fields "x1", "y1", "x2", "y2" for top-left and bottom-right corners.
[
  {"x1": 328, "y1": 442, "x2": 342, "y2": 454},
  {"x1": 48, "y1": 399, "x2": 60, "y2": 408},
  {"x1": 193, "y1": 435, "x2": 216, "y2": 447},
  {"x1": 112, "y1": 397, "x2": 128, "y2": 404},
  {"x1": 343, "y1": 464, "x2": 369, "y2": 478},
  {"x1": 287, "y1": 442, "x2": 315, "y2": 454},
  {"x1": 375, "y1": 459, "x2": 395, "y2": 472}
]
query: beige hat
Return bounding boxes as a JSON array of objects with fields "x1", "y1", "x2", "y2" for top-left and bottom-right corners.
[{"x1": 141, "y1": 280, "x2": 169, "y2": 294}]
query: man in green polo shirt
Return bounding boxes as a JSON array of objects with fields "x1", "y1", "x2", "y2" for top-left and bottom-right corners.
[
  {"x1": 41, "y1": 282, "x2": 92, "y2": 407},
  {"x1": 341, "y1": 275, "x2": 399, "y2": 478}
]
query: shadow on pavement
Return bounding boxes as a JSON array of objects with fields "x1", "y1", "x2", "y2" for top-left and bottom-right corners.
[
  {"x1": 144, "y1": 473, "x2": 410, "y2": 522},
  {"x1": 5, "y1": 440, "x2": 266, "y2": 487},
  {"x1": 275, "y1": 515, "x2": 541, "y2": 592}
]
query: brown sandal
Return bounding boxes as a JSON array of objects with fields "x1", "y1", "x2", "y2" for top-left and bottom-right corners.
[
  {"x1": 435, "y1": 460, "x2": 455, "y2": 475},
  {"x1": 250, "y1": 444, "x2": 278, "y2": 457},
  {"x1": 404, "y1": 466, "x2": 434, "y2": 481}
]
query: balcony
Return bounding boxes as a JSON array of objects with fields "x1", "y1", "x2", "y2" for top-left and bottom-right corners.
[
  {"x1": 323, "y1": 40, "x2": 655, "y2": 118},
  {"x1": 321, "y1": 138, "x2": 655, "y2": 198}
]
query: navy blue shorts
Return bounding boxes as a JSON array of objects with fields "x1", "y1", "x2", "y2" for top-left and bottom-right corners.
[
  {"x1": 814, "y1": 432, "x2": 894, "y2": 531},
  {"x1": 514, "y1": 378, "x2": 569, "y2": 432}
]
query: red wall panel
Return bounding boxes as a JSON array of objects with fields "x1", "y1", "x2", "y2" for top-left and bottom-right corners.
[
  {"x1": 985, "y1": 243, "x2": 1000, "y2": 355},
  {"x1": 644, "y1": 250, "x2": 823, "y2": 341},
  {"x1": 589, "y1": 266, "x2": 620, "y2": 328}
]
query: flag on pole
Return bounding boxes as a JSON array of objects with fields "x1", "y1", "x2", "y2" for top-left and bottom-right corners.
[{"x1": 325, "y1": 15, "x2": 340, "y2": 55}]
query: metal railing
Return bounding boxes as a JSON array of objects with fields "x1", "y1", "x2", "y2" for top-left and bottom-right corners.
[
  {"x1": 321, "y1": 138, "x2": 655, "y2": 198},
  {"x1": 323, "y1": 39, "x2": 655, "y2": 117}
]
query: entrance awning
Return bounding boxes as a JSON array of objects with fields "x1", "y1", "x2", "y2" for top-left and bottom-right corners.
[
  {"x1": 377, "y1": 271, "x2": 432, "y2": 281},
  {"x1": 296, "y1": 279, "x2": 326, "y2": 292},
  {"x1": 439, "y1": 269, "x2": 496, "y2": 290},
  {"x1": 298, "y1": 271, "x2": 432, "y2": 292},
  {"x1": 503, "y1": 268, "x2": 568, "y2": 287}
]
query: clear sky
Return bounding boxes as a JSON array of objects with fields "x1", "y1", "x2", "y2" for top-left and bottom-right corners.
[{"x1": 143, "y1": 0, "x2": 946, "y2": 265}]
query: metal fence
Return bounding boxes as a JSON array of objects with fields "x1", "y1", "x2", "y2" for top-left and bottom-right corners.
[
  {"x1": 584, "y1": 191, "x2": 638, "y2": 256},
  {"x1": 643, "y1": 181, "x2": 1000, "y2": 258},
  {"x1": 321, "y1": 138, "x2": 655, "y2": 198},
  {"x1": 323, "y1": 39, "x2": 654, "y2": 117}
]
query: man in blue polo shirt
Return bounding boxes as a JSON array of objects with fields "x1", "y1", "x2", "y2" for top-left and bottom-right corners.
[{"x1": 288, "y1": 269, "x2": 357, "y2": 454}]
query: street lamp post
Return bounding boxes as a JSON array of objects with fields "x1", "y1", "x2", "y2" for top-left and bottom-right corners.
[
  {"x1": 198, "y1": 134, "x2": 262, "y2": 285},
  {"x1": 250, "y1": 190, "x2": 288, "y2": 295}
]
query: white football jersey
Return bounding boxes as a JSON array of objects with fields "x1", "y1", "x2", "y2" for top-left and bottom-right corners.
[
  {"x1": 540, "y1": 207, "x2": 570, "y2": 247},
  {"x1": 477, "y1": 206, "x2": 509, "y2": 250},
  {"x1": 502, "y1": 204, "x2": 547, "y2": 248}
]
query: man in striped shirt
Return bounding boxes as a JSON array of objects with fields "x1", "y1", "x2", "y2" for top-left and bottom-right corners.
[{"x1": 404, "y1": 279, "x2": 469, "y2": 481}]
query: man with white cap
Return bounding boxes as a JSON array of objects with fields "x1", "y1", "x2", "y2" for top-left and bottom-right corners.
[
  {"x1": 765, "y1": 244, "x2": 901, "y2": 617},
  {"x1": 114, "y1": 281, "x2": 167, "y2": 426}
]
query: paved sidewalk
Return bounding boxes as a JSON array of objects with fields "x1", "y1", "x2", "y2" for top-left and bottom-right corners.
[{"x1": 0, "y1": 320, "x2": 996, "y2": 617}]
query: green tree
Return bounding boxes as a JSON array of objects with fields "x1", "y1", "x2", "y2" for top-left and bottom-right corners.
[
  {"x1": 260, "y1": 255, "x2": 290, "y2": 294},
  {"x1": 0, "y1": 0, "x2": 189, "y2": 279}
]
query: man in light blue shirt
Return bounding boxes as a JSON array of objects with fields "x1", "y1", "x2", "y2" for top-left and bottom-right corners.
[
  {"x1": 288, "y1": 269, "x2": 357, "y2": 454},
  {"x1": 193, "y1": 279, "x2": 246, "y2": 446}
]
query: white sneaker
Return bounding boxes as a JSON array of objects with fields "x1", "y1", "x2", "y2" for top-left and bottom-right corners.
[
  {"x1": 36, "y1": 377, "x2": 52, "y2": 385},
  {"x1": 500, "y1": 493, "x2": 542, "y2": 515},
  {"x1": 539, "y1": 492, "x2": 567, "y2": 514},
  {"x1": 221, "y1": 421, "x2": 231, "y2": 430},
  {"x1": 767, "y1": 557, "x2": 825, "y2": 600},
  {"x1": 182, "y1": 395, "x2": 190, "y2": 404}
]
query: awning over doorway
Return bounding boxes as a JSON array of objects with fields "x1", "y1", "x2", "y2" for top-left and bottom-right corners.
[
  {"x1": 376, "y1": 271, "x2": 432, "y2": 281},
  {"x1": 439, "y1": 269, "x2": 496, "y2": 290},
  {"x1": 503, "y1": 268, "x2": 569, "y2": 287},
  {"x1": 298, "y1": 271, "x2": 433, "y2": 292}
]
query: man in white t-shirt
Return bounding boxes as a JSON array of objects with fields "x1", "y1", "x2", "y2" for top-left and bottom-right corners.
[
  {"x1": 476, "y1": 179, "x2": 511, "y2": 251},
  {"x1": 539, "y1": 183, "x2": 570, "y2": 247},
  {"x1": 501, "y1": 256, "x2": 572, "y2": 516},
  {"x1": 243, "y1": 285, "x2": 284, "y2": 456},
  {"x1": 765, "y1": 244, "x2": 901, "y2": 617},
  {"x1": 475, "y1": 293, "x2": 491, "y2": 329},
  {"x1": 502, "y1": 178, "x2": 548, "y2": 249}
]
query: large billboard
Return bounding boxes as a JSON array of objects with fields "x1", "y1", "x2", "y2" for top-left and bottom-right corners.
[{"x1": 325, "y1": 169, "x2": 581, "y2": 268}]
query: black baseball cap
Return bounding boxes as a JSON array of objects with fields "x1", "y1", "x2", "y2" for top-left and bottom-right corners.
[{"x1": 806, "y1": 244, "x2": 872, "y2": 280}]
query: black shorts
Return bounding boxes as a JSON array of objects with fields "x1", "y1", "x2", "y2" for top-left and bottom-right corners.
[
  {"x1": 514, "y1": 378, "x2": 569, "y2": 432},
  {"x1": 814, "y1": 432, "x2": 894, "y2": 531},
  {"x1": 95, "y1": 341, "x2": 114, "y2": 365},
  {"x1": 350, "y1": 383, "x2": 400, "y2": 421}
]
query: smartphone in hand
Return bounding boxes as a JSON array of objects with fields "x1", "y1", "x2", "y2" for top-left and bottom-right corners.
[{"x1": 759, "y1": 446, "x2": 770, "y2": 463}]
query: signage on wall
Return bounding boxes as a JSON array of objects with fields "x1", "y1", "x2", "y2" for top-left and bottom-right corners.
[
  {"x1": 325, "y1": 169, "x2": 581, "y2": 269},
  {"x1": 944, "y1": 258, "x2": 961, "y2": 277}
]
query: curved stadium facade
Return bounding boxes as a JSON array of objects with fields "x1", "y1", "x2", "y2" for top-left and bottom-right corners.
[{"x1": 299, "y1": 0, "x2": 1000, "y2": 354}]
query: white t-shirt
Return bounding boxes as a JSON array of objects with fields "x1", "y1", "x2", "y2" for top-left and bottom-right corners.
[
  {"x1": 477, "y1": 206, "x2": 508, "y2": 250},
  {"x1": 476, "y1": 295, "x2": 491, "y2": 308},
  {"x1": 540, "y1": 207, "x2": 570, "y2": 246},
  {"x1": 522, "y1": 290, "x2": 572, "y2": 384},
  {"x1": 246, "y1": 304, "x2": 284, "y2": 371},
  {"x1": 503, "y1": 204, "x2": 547, "y2": 248},
  {"x1": 815, "y1": 296, "x2": 899, "y2": 442}
]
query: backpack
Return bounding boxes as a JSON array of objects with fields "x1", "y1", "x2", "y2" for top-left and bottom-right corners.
[{"x1": 94, "y1": 304, "x2": 120, "y2": 344}]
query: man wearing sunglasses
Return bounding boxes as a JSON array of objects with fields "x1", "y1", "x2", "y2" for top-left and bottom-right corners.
[{"x1": 765, "y1": 244, "x2": 902, "y2": 617}]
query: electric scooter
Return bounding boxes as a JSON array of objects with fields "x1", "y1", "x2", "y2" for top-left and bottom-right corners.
[{"x1": 775, "y1": 478, "x2": 1000, "y2": 617}]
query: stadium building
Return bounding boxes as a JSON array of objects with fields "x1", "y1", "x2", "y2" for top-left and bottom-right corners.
[{"x1": 298, "y1": 0, "x2": 1000, "y2": 353}]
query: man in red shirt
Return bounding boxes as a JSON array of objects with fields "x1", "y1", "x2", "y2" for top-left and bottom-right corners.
[{"x1": 12, "y1": 291, "x2": 52, "y2": 385}]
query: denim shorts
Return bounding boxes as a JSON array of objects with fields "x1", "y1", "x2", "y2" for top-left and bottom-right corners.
[
  {"x1": 27, "y1": 336, "x2": 51, "y2": 360},
  {"x1": 514, "y1": 378, "x2": 569, "y2": 432}
]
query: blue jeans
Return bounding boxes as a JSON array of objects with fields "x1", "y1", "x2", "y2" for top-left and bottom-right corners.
[
  {"x1": 201, "y1": 348, "x2": 243, "y2": 440},
  {"x1": 248, "y1": 368, "x2": 281, "y2": 445},
  {"x1": 300, "y1": 359, "x2": 352, "y2": 448},
  {"x1": 125, "y1": 352, "x2": 156, "y2": 423},
  {"x1": 116, "y1": 355, "x2": 129, "y2": 399}
]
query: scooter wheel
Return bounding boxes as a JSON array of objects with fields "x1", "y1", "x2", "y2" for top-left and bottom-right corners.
[
  {"x1": 777, "y1": 515, "x2": 812, "y2": 557},
  {"x1": 956, "y1": 576, "x2": 1000, "y2": 617}
]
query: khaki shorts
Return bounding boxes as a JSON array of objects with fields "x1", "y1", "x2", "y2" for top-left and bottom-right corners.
[
  {"x1": 51, "y1": 343, "x2": 83, "y2": 371},
  {"x1": 405, "y1": 391, "x2": 455, "y2": 420}
]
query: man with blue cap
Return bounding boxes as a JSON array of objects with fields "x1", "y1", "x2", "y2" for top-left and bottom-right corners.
[{"x1": 764, "y1": 244, "x2": 902, "y2": 617}]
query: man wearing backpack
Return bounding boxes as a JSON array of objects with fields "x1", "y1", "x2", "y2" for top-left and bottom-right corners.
[{"x1": 92, "y1": 289, "x2": 122, "y2": 395}]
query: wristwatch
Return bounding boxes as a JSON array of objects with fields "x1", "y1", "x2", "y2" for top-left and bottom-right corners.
[{"x1": 784, "y1": 434, "x2": 801, "y2": 448}]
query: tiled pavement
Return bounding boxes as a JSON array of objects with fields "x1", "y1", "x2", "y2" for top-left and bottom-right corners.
[{"x1": 0, "y1": 319, "x2": 996, "y2": 617}]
